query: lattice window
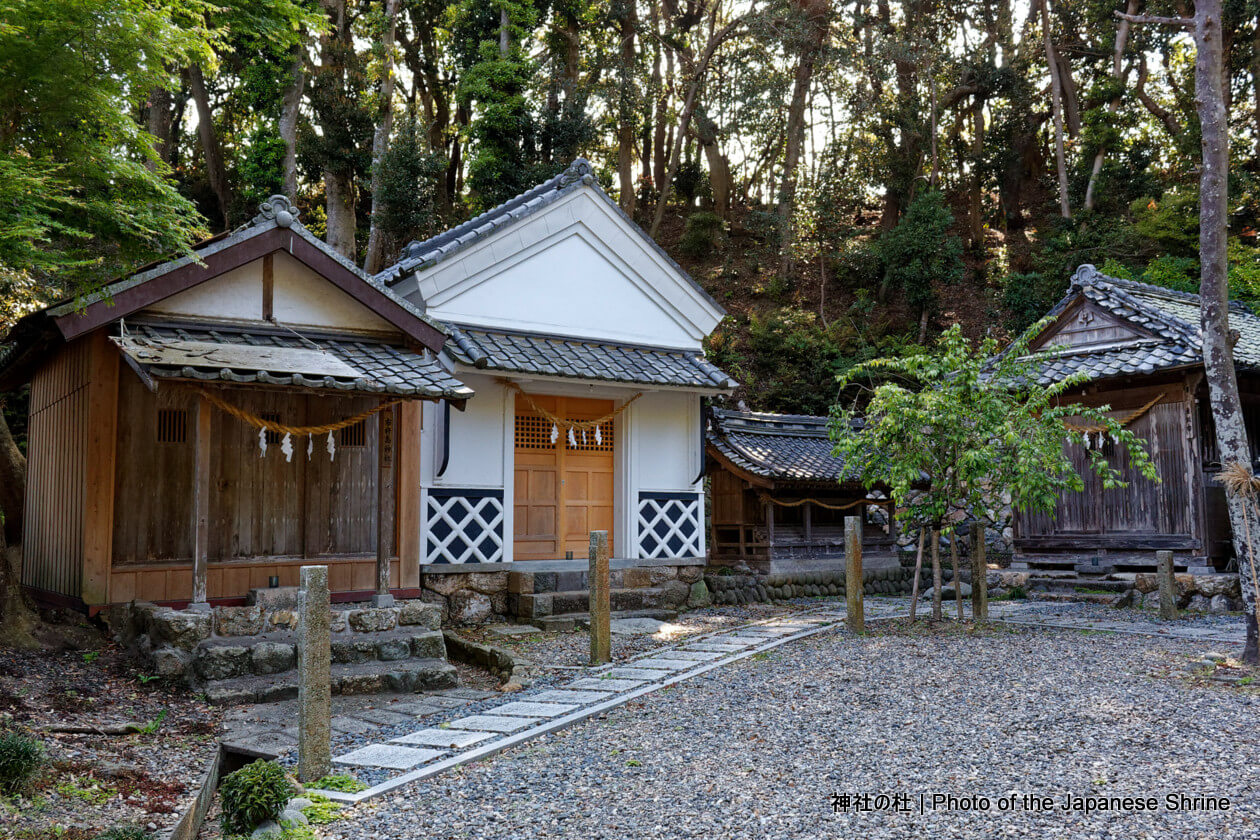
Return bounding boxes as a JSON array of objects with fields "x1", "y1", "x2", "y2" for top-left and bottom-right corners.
[
  {"x1": 565, "y1": 419, "x2": 614, "y2": 452},
  {"x1": 515, "y1": 413, "x2": 555, "y2": 449},
  {"x1": 424, "y1": 490, "x2": 505, "y2": 564},
  {"x1": 260, "y1": 412, "x2": 282, "y2": 445},
  {"x1": 156, "y1": 409, "x2": 187, "y2": 444},
  {"x1": 339, "y1": 419, "x2": 367, "y2": 447},
  {"x1": 637, "y1": 493, "x2": 703, "y2": 560}
]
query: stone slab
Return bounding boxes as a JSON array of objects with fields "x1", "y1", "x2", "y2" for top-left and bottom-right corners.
[
  {"x1": 529, "y1": 690, "x2": 614, "y2": 703},
  {"x1": 333, "y1": 744, "x2": 444, "y2": 770},
  {"x1": 489, "y1": 701, "x2": 580, "y2": 718},
  {"x1": 329, "y1": 717, "x2": 375, "y2": 736},
  {"x1": 609, "y1": 617, "x2": 678, "y2": 635},
  {"x1": 487, "y1": 624, "x2": 540, "y2": 637},
  {"x1": 447, "y1": 714, "x2": 542, "y2": 733},
  {"x1": 416, "y1": 695, "x2": 471, "y2": 710},
  {"x1": 629, "y1": 657, "x2": 697, "y2": 671},
  {"x1": 390, "y1": 729, "x2": 496, "y2": 749},
  {"x1": 352, "y1": 709, "x2": 414, "y2": 727},
  {"x1": 436, "y1": 689, "x2": 498, "y2": 700},
  {"x1": 682, "y1": 643, "x2": 749, "y2": 652},
  {"x1": 607, "y1": 667, "x2": 673, "y2": 681},
  {"x1": 566, "y1": 678, "x2": 647, "y2": 692},
  {"x1": 663, "y1": 650, "x2": 725, "y2": 661},
  {"x1": 388, "y1": 701, "x2": 446, "y2": 717}
]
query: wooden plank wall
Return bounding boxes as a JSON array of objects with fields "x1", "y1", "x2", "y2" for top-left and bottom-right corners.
[
  {"x1": 109, "y1": 556, "x2": 400, "y2": 603},
  {"x1": 22, "y1": 339, "x2": 92, "y2": 598}
]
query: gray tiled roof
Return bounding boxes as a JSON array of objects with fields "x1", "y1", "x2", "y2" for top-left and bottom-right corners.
[
  {"x1": 118, "y1": 319, "x2": 473, "y2": 400},
  {"x1": 443, "y1": 323, "x2": 737, "y2": 390},
  {"x1": 1021, "y1": 265, "x2": 1260, "y2": 385},
  {"x1": 374, "y1": 158, "x2": 724, "y2": 315},
  {"x1": 707, "y1": 409, "x2": 858, "y2": 483}
]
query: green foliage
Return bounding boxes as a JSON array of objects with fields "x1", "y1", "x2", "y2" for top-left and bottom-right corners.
[
  {"x1": 679, "y1": 212, "x2": 724, "y2": 259},
  {"x1": 301, "y1": 793, "x2": 343, "y2": 825},
  {"x1": 309, "y1": 774, "x2": 367, "y2": 793},
  {"x1": 0, "y1": 0, "x2": 213, "y2": 294},
  {"x1": 375, "y1": 112, "x2": 447, "y2": 249},
  {"x1": 829, "y1": 323, "x2": 1158, "y2": 533},
  {"x1": 1141, "y1": 254, "x2": 1199, "y2": 293},
  {"x1": 879, "y1": 190, "x2": 963, "y2": 315},
  {"x1": 1130, "y1": 190, "x2": 1199, "y2": 256},
  {"x1": 672, "y1": 160, "x2": 709, "y2": 207},
  {"x1": 0, "y1": 731, "x2": 44, "y2": 795},
  {"x1": 234, "y1": 129, "x2": 288, "y2": 218},
  {"x1": 1001, "y1": 272, "x2": 1062, "y2": 333},
  {"x1": 93, "y1": 827, "x2": 151, "y2": 840},
  {"x1": 219, "y1": 760, "x2": 295, "y2": 834}
]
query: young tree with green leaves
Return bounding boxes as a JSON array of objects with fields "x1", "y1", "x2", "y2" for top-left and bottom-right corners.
[
  {"x1": 829, "y1": 323, "x2": 1156, "y2": 622},
  {"x1": 879, "y1": 190, "x2": 963, "y2": 344}
]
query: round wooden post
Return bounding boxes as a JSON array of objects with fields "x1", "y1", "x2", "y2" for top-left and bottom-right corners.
[{"x1": 845, "y1": 515, "x2": 864, "y2": 633}]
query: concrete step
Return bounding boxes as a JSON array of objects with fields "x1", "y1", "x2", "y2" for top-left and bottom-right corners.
[
  {"x1": 533, "y1": 608, "x2": 678, "y2": 632},
  {"x1": 203, "y1": 658, "x2": 457, "y2": 706}
]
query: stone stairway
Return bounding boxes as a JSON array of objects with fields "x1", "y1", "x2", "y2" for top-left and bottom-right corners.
[
  {"x1": 507, "y1": 563, "x2": 701, "y2": 630},
  {"x1": 111, "y1": 592, "x2": 458, "y2": 706}
]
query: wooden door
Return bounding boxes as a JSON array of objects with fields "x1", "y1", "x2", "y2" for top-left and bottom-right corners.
[{"x1": 513, "y1": 395, "x2": 615, "y2": 560}]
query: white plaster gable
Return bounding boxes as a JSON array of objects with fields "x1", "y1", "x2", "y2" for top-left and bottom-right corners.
[
  {"x1": 394, "y1": 186, "x2": 724, "y2": 349},
  {"x1": 145, "y1": 251, "x2": 396, "y2": 334}
]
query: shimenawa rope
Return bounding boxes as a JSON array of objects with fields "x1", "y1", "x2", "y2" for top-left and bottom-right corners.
[
  {"x1": 191, "y1": 386, "x2": 401, "y2": 436},
  {"x1": 506, "y1": 382, "x2": 642, "y2": 431}
]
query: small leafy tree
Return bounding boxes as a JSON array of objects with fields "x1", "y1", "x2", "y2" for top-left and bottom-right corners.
[
  {"x1": 878, "y1": 190, "x2": 963, "y2": 340},
  {"x1": 829, "y1": 323, "x2": 1157, "y2": 620}
]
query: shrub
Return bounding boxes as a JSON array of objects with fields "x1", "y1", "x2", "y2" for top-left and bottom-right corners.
[
  {"x1": 0, "y1": 731, "x2": 44, "y2": 794},
  {"x1": 219, "y1": 759, "x2": 295, "y2": 834},
  {"x1": 679, "y1": 211, "x2": 724, "y2": 259},
  {"x1": 310, "y1": 774, "x2": 367, "y2": 793},
  {"x1": 93, "y1": 827, "x2": 152, "y2": 840}
]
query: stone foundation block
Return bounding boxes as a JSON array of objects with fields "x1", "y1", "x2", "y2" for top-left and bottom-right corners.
[
  {"x1": 348, "y1": 608, "x2": 397, "y2": 633},
  {"x1": 507, "y1": 571, "x2": 535, "y2": 595},
  {"x1": 398, "y1": 600, "x2": 442, "y2": 629},
  {"x1": 622, "y1": 568, "x2": 654, "y2": 588},
  {"x1": 150, "y1": 609, "x2": 212, "y2": 650},
  {"x1": 659, "y1": 579, "x2": 690, "y2": 608},
  {"x1": 408, "y1": 630, "x2": 447, "y2": 660},
  {"x1": 251, "y1": 641, "x2": 296, "y2": 675},
  {"x1": 449, "y1": 590, "x2": 493, "y2": 624},
  {"x1": 194, "y1": 644, "x2": 251, "y2": 681},
  {"x1": 151, "y1": 647, "x2": 190, "y2": 678},
  {"x1": 214, "y1": 606, "x2": 264, "y2": 636},
  {"x1": 331, "y1": 639, "x2": 377, "y2": 664},
  {"x1": 376, "y1": 639, "x2": 411, "y2": 661}
]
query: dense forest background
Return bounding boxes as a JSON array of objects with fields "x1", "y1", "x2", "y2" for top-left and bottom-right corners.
[{"x1": 4, "y1": 0, "x2": 1260, "y2": 425}]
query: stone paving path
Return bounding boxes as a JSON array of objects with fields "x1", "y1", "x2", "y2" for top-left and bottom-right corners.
[
  {"x1": 311, "y1": 599, "x2": 914, "y2": 803},
  {"x1": 241, "y1": 595, "x2": 1247, "y2": 804}
]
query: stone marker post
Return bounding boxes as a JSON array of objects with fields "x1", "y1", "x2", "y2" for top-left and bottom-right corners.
[
  {"x1": 298, "y1": 565, "x2": 331, "y2": 783},
  {"x1": 970, "y1": 526, "x2": 989, "y2": 620},
  {"x1": 1156, "y1": 550, "x2": 1178, "y2": 620},
  {"x1": 589, "y1": 530, "x2": 611, "y2": 665},
  {"x1": 844, "y1": 516, "x2": 864, "y2": 633}
]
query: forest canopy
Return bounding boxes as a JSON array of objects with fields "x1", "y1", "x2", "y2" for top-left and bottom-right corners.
[{"x1": 2, "y1": 0, "x2": 1260, "y2": 413}]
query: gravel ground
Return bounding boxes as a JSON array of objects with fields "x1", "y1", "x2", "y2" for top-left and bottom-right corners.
[{"x1": 323, "y1": 619, "x2": 1259, "y2": 840}]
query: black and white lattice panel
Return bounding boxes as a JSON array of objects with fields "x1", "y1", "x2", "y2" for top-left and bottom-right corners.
[
  {"x1": 424, "y1": 489, "x2": 505, "y2": 564},
  {"x1": 636, "y1": 492, "x2": 702, "y2": 560}
]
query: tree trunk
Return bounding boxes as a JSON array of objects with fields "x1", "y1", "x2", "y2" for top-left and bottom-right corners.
[
  {"x1": 931, "y1": 528, "x2": 942, "y2": 621},
  {"x1": 695, "y1": 111, "x2": 731, "y2": 218},
  {"x1": 971, "y1": 524, "x2": 988, "y2": 620},
  {"x1": 364, "y1": 0, "x2": 402, "y2": 275},
  {"x1": 1039, "y1": 0, "x2": 1071, "y2": 219},
  {"x1": 1084, "y1": 0, "x2": 1137, "y2": 211},
  {"x1": 187, "y1": 64, "x2": 232, "y2": 228},
  {"x1": 909, "y1": 529, "x2": 925, "y2": 621},
  {"x1": 1254, "y1": 20, "x2": 1260, "y2": 163},
  {"x1": 950, "y1": 530, "x2": 963, "y2": 620},
  {"x1": 776, "y1": 0, "x2": 830, "y2": 279},
  {"x1": 146, "y1": 86, "x2": 174, "y2": 172},
  {"x1": 968, "y1": 96, "x2": 985, "y2": 246},
  {"x1": 651, "y1": 4, "x2": 668, "y2": 196},
  {"x1": 618, "y1": 2, "x2": 638, "y2": 215},
  {"x1": 279, "y1": 49, "x2": 307, "y2": 199},
  {"x1": 1195, "y1": 0, "x2": 1259, "y2": 664},
  {"x1": 320, "y1": 0, "x2": 356, "y2": 259},
  {"x1": 0, "y1": 411, "x2": 25, "y2": 547}
]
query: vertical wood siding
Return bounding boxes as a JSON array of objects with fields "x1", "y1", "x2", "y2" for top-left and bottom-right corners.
[{"x1": 22, "y1": 341, "x2": 91, "y2": 597}]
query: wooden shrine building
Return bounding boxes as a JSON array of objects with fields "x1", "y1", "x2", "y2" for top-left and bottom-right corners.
[
  {"x1": 0, "y1": 197, "x2": 472, "y2": 611},
  {"x1": 1012, "y1": 265, "x2": 1260, "y2": 573},
  {"x1": 705, "y1": 409, "x2": 899, "y2": 573}
]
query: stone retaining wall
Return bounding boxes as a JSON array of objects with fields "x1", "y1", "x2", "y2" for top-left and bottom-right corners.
[{"x1": 703, "y1": 566, "x2": 929, "y2": 605}]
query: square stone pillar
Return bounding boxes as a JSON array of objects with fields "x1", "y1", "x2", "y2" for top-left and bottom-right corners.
[{"x1": 298, "y1": 565, "x2": 331, "y2": 783}]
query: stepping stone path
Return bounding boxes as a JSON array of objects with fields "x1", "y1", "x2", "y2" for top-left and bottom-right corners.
[{"x1": 312, "y1": 606, "x2": 849, "y2": 803}]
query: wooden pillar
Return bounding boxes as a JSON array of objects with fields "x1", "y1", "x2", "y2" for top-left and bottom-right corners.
[
  {"x1": 845, "y1": 515, "x2": 864, "y2": 632},
  {"x1": 374, "y1": 405, "x2": 396, "y2": 606},
  {"x1": 803, "y1": 501, "x2": 812, "y2": 542},
  {"x1": 82, "y1": 331, "x2": 118, "y2": 607},
  {"x1": 589, "y1": 530, "x2": 611, "y2": 664},
  {"x1": 1157, "y1": 549, "x2": 1178, "y2": 620},
  {"x1": 765, "y1": 501, "x2": 775, "y2": 542},
  {"x1": 397, "y1": 401, "x2": 422, "y2": 588},
  {"x1": 190, "y1": 393, "x2": 211, "y2": 610}
]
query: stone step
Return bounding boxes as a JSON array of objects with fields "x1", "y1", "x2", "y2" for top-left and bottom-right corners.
[
  {"x1": 1028, "y1": 591, "x2": 1120, "y2": 605},
  {"x1": 533, "y1": 608, "x2": 679, "y2": 632},
  {"x1": 204, "y1": 658, "x2": 458, "y2": 706},
  {"x1": 193, "y1": 629, "x2": 446, "y2": 682},
  {"x1": 512, "y1": 586, "x2": 688, "y2": 620},
  {"x1": 1026, "y1": 576, "x2": 1132, "y2": 593}
]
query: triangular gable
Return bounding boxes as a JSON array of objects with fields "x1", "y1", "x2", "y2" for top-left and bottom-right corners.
[
  {"x1": 49, "y1": 205, "x2": 446, "y2": 351},
  {"x1": 1030, "y1": 297, "x2": 1151, "y2": 352},
  {"x1": 383, "y1": 161, "x2": 725, "y2": 349}
]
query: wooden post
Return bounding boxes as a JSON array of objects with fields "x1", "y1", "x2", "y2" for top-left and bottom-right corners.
[
  {"x1": 589, "y1": 530, "x2": 611, "y2": 664},
  {"x1": 844, "y1": 515, "x2": 864, "y2": 633},
  {"x1": 397, "y1": 401, "x2": 422, "y2": 588},
  {"x1": 373, "y1": 406, "x2": 395, "y2": 607},
  {"x1": 1157, "y1": 549, "x2": 1178, "y2": 620},
  {"x1": 970, "y1": 525, "x2": 988, "y2": 620},
  {"x1": 190, "y1": 393, "x2": 211, "y2": 611},
  {"x1": 803, "y1": 501, "x2": 812, "y2": 542},
  {"x1": 297, "y1": 565, "x2": 331, "y2": 783},
  {"x1": 82, "y1": 331, "x2": 119, "y2": 607}
]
